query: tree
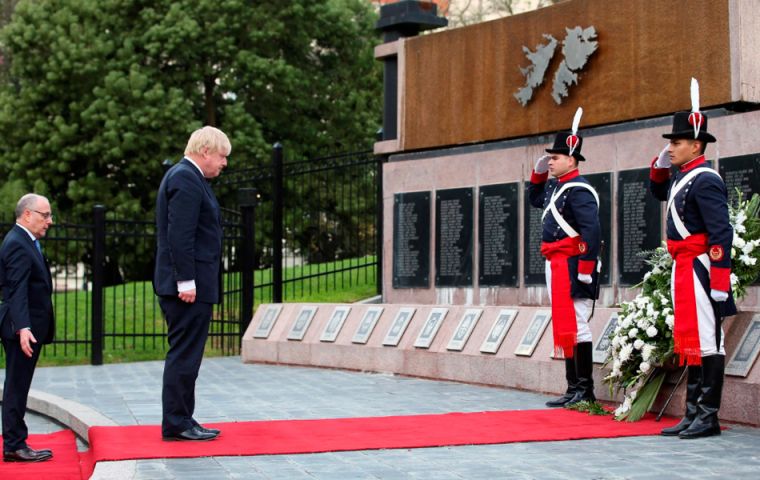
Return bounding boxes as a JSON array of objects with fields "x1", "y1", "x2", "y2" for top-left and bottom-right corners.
[
  {"x1": 0, "y1": 0, "x2": 382, "y2": 220},
  {"x1": 445, "y1": 0, "x2": 564, "y2": 27}
]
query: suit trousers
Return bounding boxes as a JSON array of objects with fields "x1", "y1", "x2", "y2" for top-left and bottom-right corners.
[
  {"x1": 2, "y1": 337, "x2": 42, "y2": 452},
  {"x1": 159, "y1": 297, "x2": 212, "y2": 436}
]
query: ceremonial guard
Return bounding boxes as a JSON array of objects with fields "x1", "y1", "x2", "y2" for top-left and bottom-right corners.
[
  {"x1": 650, "y1": 79, "x2": 735, "y2": 439},
  {"x1": 527, "y1": 108, "x2": 601, "y2": 407}
]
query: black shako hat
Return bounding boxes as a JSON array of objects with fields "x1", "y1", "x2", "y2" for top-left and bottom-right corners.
[
  {"x1": 545, "y1": 131, "x2": 586, "y2": 162},
  {"x1": 662, "y1": 111, "x2": 716, "y2": 143}
]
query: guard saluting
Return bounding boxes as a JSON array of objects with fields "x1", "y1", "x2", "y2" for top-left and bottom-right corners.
[
  {"x1": 528, "y1": 108, "x2": 601, "y2": 407},
  {"x1": 650, "y1": 79, "x2": 735, "y2": 439}
]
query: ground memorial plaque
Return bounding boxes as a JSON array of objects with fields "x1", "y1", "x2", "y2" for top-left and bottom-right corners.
[
  {"x1": 320, "y1": 306, "x2": 351, "y2": 343},
  {"x1": 726, "y1": 315, "x2": 760, "y2": 377},
  {"x1": 479, "y1": 183, "x2": 519, "y2": 286},
  {"x1": 719, "y1": 154, "x2": 760, "y2": 205},
  {"x1": 253, "y1": 304, "x2": 283, "y2": 339},
  {"x1": 287, "y1": 306, "x2": 318, "y2": 341},
  {"x1": 515, "y1": 310, "x2": 551, "y2": 356},
  {"x1": 480, "y1": 309, "x2": 518, "y2": 354},
  {"x1": 414, "y1": 308, "x2": 448, "y2": 349},
  {"x1": 447, "y1": 308, "x2": 483, "y2": 351},
  {"x1": 585, "y1": 172, "x2": 612, "y2": 285},
  {"x1": 436, "y1": 188, "x2": 473, "y2": 287},
  {"x1": 523, "y1": 182, "x2": 546, "y2": 285},
  {"x1": 393, "y1": 191, "x2": 431, "y2": 288},
  {"x1": 593, "y1": 313, "x2": 618, "y2": 364},
  {"x1": 383, "y1": 307, "x2": 416, "y2": 346},
  {"x1": 617, "y1": 168, "x2": 662, "y2": 285},
  {"x1": 352, "y1": 306, "x2": 384, "y2": 344}
]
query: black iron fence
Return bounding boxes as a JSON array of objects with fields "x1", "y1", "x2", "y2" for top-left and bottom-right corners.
[
  {"x1": 0, "y1": 145, "x2": 380, "y2": 365},
  {"x1": 217, "y1": 144, "x2": 381, "y2": 306}
]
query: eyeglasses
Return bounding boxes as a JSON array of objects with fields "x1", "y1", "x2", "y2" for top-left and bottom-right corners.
[{"x1": 31, "y1": 210, "x2": 54, "y2": 220}]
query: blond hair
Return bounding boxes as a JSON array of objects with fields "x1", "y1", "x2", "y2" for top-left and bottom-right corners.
[{"x1": 184, "y1": 126, "x2": 231, "y2": 156}]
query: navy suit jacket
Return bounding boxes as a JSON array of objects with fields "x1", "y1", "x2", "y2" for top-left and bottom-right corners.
[
  {"x1": 0, "y1": 225, "x2": 55, "y2": 342},
  {"x1": 154, "y1": 158, "x2": 222, "y2": 304}
]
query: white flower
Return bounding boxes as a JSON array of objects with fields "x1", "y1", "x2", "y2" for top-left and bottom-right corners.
[
  {"x1": 619, "y1": 344, "x2": 634, "y2": 362},
  {"x1": 646, "y1": 326, "x2": 658, "y2": 337},
  {"x1": 616, "y1": 394, "x2": 633, "y2": 416},
  {"x1": 642, "y1": 344, "x2": 655, "y2": 362},
  {"x1": 633, "y1": 339, "x2": 644, "y2": 350},
  {"x1": 734, "y1": 234, "x2": 746, "y2": 248},
  {"x1": 629, "y1": 390, "x2": 638, "y2": 400},
  {"x1": 742, "y1": 242, "x2": 756, "y2": 255},
  {"x1": 628, "y1": 328, "x2": 639, "y2": 339},
  {"x1": 640, "y1": 361, "x2": 651, "y2": 373},
  {"x1": 614, "y1": 403, "x2": 629, "y2": 417},
  {"x1": 731, "y1": 273, "x2": 739, "y2": 286},
  {"x1": 740, "y1": 254, "x2": 757, "y2": 266},
  {"x1": 612, "y1": 335, "x2": 622, "y2": 348},
  {"x1": 665, "y1": 315, "x2": 674, "y2": 329}
]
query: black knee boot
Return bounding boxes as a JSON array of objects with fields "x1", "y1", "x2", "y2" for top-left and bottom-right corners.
[
  {"x1": 546, "y1": 352, "x2": 579, "y2": 407},
  {"x1": 565, "y1": 342, "x2": 595, "y2": 406},
  {"x1": 661, "y1": 365, "x2": 701, "y2": 436},
  {"x1": 679, "y1": 355, "x2": 723, "y2": 439}
]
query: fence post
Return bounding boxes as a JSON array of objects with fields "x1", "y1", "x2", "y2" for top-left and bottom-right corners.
[
  {"x1": 376, "y1": 154, "x2": 385, "y2": 297},
  {"x1": 91, "y1": 205, "x2": 106, "y2": 366},
  {"x1": 238, "y1": 188, "x2": 258, "y2": 337},
  {"x1": 272, "y1": 142, "x2": 283, "y2": 303}
]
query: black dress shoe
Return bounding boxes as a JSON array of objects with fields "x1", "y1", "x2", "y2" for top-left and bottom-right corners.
[
  {"x1": 196, "y1": 425, "x2": 221, "y2": 436},
  {"x1": 3, "y1": 447, "x2": 53, "y2": 462},
  {"x1": 162, "y1": 425, "x2": 218, "y2": 442}
]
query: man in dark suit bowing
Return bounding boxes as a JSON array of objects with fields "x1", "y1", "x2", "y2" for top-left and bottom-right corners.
[
  {"x1": 154, "y1": 126, "x2": 229, "y2": 441},
  {"x1": 1, "y1": 194, "x2": 55, "y2": 462}
]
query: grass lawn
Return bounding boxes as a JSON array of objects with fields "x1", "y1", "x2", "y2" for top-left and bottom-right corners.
[{"x1": 1, "y1": 257, "x2": 377, "y2": 367}]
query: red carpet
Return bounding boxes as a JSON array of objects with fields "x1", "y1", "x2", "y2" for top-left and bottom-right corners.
[
  {"x1": 0, "y1": 430, "x2": 83, "y2": 480},
  {"x1": 3, "y1": 410, "x2": 678, "y2": 479},
  {"x1": 86, "y1": 409, "x2": 676, "y2": 464}
]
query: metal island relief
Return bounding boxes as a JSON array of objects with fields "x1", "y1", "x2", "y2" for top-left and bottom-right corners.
[{"x1": 515, "y1": 26, "x2": 598, "y2": 106}]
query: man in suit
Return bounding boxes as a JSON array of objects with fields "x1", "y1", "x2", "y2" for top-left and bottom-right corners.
[
  {"x1": 154, "y1": 126, "x2": 229, "y2": 441},
  {"x1": 1, "y1": 194, "x2": 55, "y2": 462}
]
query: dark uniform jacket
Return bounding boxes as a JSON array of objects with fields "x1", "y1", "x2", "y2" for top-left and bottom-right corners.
[
  {"x1": 528, "y1": 168, "x2": 601, "y2": 299},
  {"x1": 649, "y1": 155, "x2": 737, "y2": 316}
]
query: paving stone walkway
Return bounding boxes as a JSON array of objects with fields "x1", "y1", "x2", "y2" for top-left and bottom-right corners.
[{"x1": 12, "y1": 357, "x2": 760, "y2": 479}]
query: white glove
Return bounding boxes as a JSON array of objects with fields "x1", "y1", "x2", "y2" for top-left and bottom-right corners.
[
  {"x1": 710, "y1": 289, "x2": 728, "y2": 302},
  {"x1": 655, "y1": 144, "x2": 671, "y2": 168},
  {"x1": 578, "y1": 273, "x2": 593, "y2": 284},
  {"x1": 534, "y1": 155, "x2": 550, "y2": 174}
]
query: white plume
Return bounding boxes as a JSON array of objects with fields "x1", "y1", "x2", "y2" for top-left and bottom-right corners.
[
  {"x1": 571, "y1": 107, "x2": 583, "y2": 135},
  {"x1": 690, "y1": 77, "x2": 700, "y2": 113}
]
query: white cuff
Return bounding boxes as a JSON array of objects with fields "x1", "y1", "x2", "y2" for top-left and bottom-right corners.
[{"x1": 177, "y1": 280, "x2": 196, "y2": 292}]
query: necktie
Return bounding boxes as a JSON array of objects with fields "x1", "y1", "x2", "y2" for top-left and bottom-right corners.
[{"x1": 34, "y1": 239, "x2": 42, "y2": 256}]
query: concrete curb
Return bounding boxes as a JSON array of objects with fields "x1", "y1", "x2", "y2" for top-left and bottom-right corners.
[{"x1": 1, "y1": 386, "x2": 137, "y2": 480}]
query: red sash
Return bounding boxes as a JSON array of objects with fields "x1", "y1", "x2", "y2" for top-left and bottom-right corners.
[
  {"x1": 540, "y1": 236, "x2": 586, "y2": 359},
  {"x1": 666, "y1": 233, "x2": 709, "y2": 366}
]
